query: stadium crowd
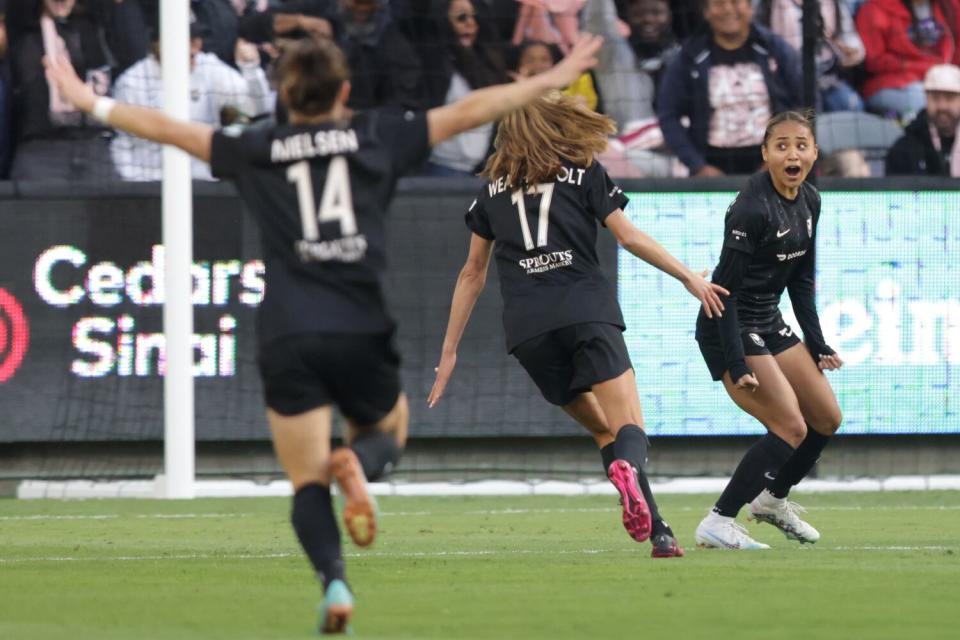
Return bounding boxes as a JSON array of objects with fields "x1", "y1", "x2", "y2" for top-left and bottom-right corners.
[{"x1": 3, "y1": 0, "x2": 960, "y2": 180}]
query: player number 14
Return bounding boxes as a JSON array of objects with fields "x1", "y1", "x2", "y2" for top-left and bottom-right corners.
[
  {"x1": 286, "y1": 157, "x2": 357, "y2": 240},
  {"x1": 511, "y1": 183, "x2": 555, "y2": 250}
]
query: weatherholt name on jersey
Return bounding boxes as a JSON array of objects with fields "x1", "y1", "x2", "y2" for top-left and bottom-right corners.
[
  {"x1": 465, "y1": 161, "x2": 628, "y2": 351},
  {"x1": 209, "y1": 109, "x2": 431, "y2": 342}
]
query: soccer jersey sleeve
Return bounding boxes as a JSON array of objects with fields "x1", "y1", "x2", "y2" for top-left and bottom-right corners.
[
  {"x1": 721, "y1": 196, "x2": 766, "y2": 254},
  {"x1": 375, "y1": 109, "x2": 431, "y2": 176},
  {"x1": 709, "y1": 247, "x2": 753, "y2": 382},
  {"x1": 585, "y1": 162, "x2": 629, "y2": 224},
  {"x1": 464, "y1": 193, "x2": 494, "y2": 240},
  {"x1": 209, "y1": 127, "x2": 250, "y2": 179},
  {"x1": 788, "y1": 232, "x2": 835, "y2": 359}
]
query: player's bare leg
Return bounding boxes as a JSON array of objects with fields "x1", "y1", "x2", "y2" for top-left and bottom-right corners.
[{"x1": 268, "y1": 406, "x2": 353, "y2": 633}]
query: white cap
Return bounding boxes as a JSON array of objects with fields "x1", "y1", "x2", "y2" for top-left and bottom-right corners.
[{"x1": 924, "y1": 64, "x2": 960, "y2": 93}]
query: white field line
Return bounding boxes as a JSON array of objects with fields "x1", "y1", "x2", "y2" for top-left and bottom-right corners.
[
  {"x1": 0, "y1": 545, "x2": 954, "y2": 565},
  {"x1": 0, "y1": 513, "x2": 253, "y2": 522},
  {"x1": 4, "y1": 505, "x2": 960, "y2": 522}
]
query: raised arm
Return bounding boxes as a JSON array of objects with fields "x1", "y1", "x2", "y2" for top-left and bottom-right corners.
[
  {"x1": 427, "y1": 233, "x2": 495, "y2": 408},
  {"x1": 604, "y1": 209, "x2": 728, "y2": 319},
  {"x1": 44, "y1": 54, "x2": 214, "y2": 163},
  {"x1": 426, "y1": 34, "x2": 603, "y2": 146}
]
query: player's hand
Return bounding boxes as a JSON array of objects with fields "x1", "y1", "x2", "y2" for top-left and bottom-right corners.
[
  {"x1": 543, "y1": 33, "x2": 602, "y2": 89},
  {"x1": 735, "y1": 373, "x2": 759, "y2": 391},
  {"x1": 684, "y1": 270, "x2": 728, "y2": 319},
  {"x1": 43, "y1": 53, "x2": 96, "y2": 112},
  {"x1": 818, "y1": 353, "x2": 843, "y2": 371},
  {"x1": 428, "y1": 351, "x2": 457, "y2": 408}
]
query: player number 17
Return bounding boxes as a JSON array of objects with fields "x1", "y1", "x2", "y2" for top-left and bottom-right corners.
[{"x1": 511, "y1": 183, "x2": 555, "y2": 250}]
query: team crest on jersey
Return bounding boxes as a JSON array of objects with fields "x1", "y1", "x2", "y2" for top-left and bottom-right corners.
[
  {"x1": 749, "y1": 333, "x2": 765, "y2": 347},
  {"x1": 807, "y1": 217, "x2": 812, "y2": 237}
]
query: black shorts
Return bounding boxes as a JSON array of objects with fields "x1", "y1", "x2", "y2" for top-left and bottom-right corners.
[
  {"x1": 257, "y1": 331, "x2": 401, "y2": 423},
  {"x1": 697, "y1": 322, "x2": 802, "y2": 381},
  {"x1": 512, "y1": 322, "x2": 632, "y2": 406}
]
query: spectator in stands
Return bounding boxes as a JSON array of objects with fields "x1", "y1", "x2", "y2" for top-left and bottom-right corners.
[
  {"x1": 886, "y1": 63, "x2": 960, "y2": 174},
  {"x1": 416, "y1": 0, "x2": 509, "y2": 176},
  {"x1": 239, "y1": 1, "x2": 423, "y2": 111},
  {"x1": 627, "y1": 0, "x2": 680, "y2": 87},
  {"x1": 512, "y1": 0, "x2": 584, "y2": 54},
  {"x1": 110, "y1": 16, "x2": 272, "y2": 180},
  {"x1": 192, "y1": 0, "x2": 242, "y2": 67},
  {"x1": 583, "y1": 0, "x2": 679, "y2": 177},
  {"x1": 101, "y1": 0, "x2": 150, "y2": 76},
  {"x1": 857, "y1": 0, "x2": 960, "y2": 119},
  {"x1": 756, "y1": 0, "x2": 865, "y2": 112},
  {"x1": 819, "y1": 148, "x2": 872, "y2": 176},
  {"x1": 0, "y1": 1, "x2": 12, "y2": 178},
  {"x1": 656, "y1": 0, "x2": 802, "y2": 176},
  {"x1": 336, "y1": 0, "x2": 423, "y2": 109},
  {"x1": 671, "y1": 0, "x2": 707, "y2": 38},
  {"x1": 9, "y1": 0, "x2": 118, "y2": 181},
  {"x1": 512, "y1": 40, "x2": 598, "y2": 110}
]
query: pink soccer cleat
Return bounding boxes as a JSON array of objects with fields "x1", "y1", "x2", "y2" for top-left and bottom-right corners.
[{"x1": 607, "y1": 459, "x2": 652, "y2": 542}]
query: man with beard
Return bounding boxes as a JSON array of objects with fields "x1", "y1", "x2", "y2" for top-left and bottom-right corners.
[{"x1": 886, "y1": 63, "x2": 960, "y2": 175}]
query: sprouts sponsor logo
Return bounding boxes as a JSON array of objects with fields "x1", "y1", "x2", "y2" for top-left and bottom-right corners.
[
  {"x1": 33, "y1": 244, "x2": 264, "y2": 378},
  {"x1": 518, "y1": 250, "x2": 574, "y2": 275},
  {"x1": 0, "y1": 288, "x2": 30, "y2": 383}
]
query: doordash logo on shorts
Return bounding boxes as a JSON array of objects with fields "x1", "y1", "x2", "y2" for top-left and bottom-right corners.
[{"x1": 0, "y1": 287, "x2": 29, "y2": 383}]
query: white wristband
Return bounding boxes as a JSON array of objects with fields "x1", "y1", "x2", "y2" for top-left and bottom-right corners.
[{"x1": 92, "y1": 97, "x2": 116, "y2": 123}]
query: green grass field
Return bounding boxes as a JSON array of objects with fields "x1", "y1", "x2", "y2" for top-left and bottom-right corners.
[{"x1": 1, "y1": 491, "x2": 958, "y2": 639}]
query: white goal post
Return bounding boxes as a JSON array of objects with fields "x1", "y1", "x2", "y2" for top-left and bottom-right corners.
[{"x1": 158, "y1": 0, "x2": 195, "y2": 499}]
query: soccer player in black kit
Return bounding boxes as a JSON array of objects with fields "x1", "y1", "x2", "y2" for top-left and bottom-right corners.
[
  {"x1": 693, "y1": 112, "x2": 844, "y2": 550},
  {"x1": 427, "y1": 93, "x2": 728, "y2": 558},
  {"x1": 45, "y1": 34, "x2": 605, "y2": 633}
]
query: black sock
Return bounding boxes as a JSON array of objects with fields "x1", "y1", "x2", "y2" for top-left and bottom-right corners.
[
  {"x1": 611, "y1": 425, "x2": 662, "y2": 524},
  {"x1": 714, "y1": 433, "x2": 795, "y2": 517},
  {"x1": 743, "y1": 433, "x2": 794, "y2": 505},
  {"x1": 291, "y1": 484, "x2": 345, "y2": 590},
  {"x1": 600, "y1": 443, "x2": 615, "y2": 472},
  {"x1": 613, "y1": 424, "x2": 648, "y2": 469},
  {"x1": 351, "y1": 430, "x2": 402, "y2": 482},
  {"x1": 768, "y1": 429, "x2": 831, "y2": 498}
]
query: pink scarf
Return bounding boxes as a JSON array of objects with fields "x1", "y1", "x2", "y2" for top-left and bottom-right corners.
[{"x1": 41, "y1": 15, "x2": 80, "y2": 125}]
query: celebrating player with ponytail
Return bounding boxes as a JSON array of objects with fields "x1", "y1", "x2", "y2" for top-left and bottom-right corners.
[{"x1": 429, "y1": 92, "x2": 728, "y2": 558}]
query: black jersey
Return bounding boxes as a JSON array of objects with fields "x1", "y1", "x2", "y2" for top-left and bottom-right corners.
[
  {"x1": 696, "y1": 171, "x2": 832, "y2": 377},
  {"x1": 465, "y1": 161, "x2": 629, "y2": 352},
  {"x1": 209, "y1": 109, "x2": 431, "y2": 343}
]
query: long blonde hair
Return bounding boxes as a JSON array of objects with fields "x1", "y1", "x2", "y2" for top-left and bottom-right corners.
[{"x1": 480, "y1": 92, "x2": 616, "y2": 187}]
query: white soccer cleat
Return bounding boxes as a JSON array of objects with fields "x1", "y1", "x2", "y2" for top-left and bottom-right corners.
[
  {"x1": 695, "y1": 511, "x2": 771, "y2": 550},
  {"x1": 749, "y1": 489, "x2": 820, "y2": 544}
]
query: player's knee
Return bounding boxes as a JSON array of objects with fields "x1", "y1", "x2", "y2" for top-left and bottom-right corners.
[
  {"x1": 818, "y1": 408, "x2": 842, "y2": 435},
  {"x1": 775, "y1": 417, "x2": 807, "y2": 447}
]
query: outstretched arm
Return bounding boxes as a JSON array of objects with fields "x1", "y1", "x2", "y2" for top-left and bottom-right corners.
[
  {"x1": 604, "y1": 209, "x2": 728, "y2": 319},
  {"x1": 428, "y1": 234, "x2": 495, "y2": 408},
  {"x1": 426, "y1": 33, "x2": 603, "y2": 146},
  {"x1": 44, "y1": 54, "x2": 214, "y2": 163}
]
